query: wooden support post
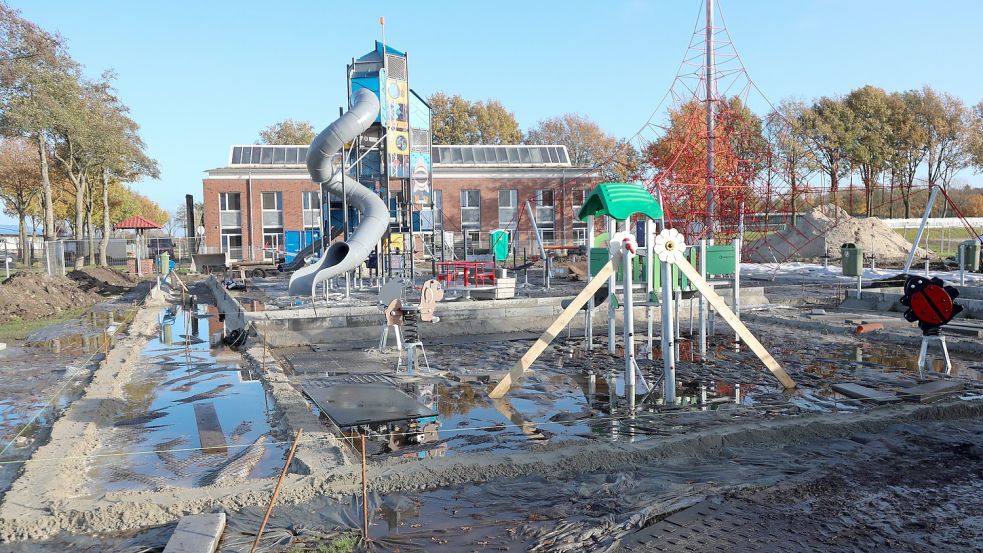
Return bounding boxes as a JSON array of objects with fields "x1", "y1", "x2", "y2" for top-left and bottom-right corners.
[
  {"x1": 673, "y1": 257, "x2": 796, "y2": 389},
  {"x1": 250, "y1": 428, "x2": 303, "y2": 553},
  {"x1": 490, "y1": 261, "x2": 616, "y2": 398},
  {"x1": 361, "y1": 433, "x2": 370, "y2": 542}
]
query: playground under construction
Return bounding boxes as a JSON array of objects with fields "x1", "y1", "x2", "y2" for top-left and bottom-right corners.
[{"x1": 1, "y1": 2, "x2": 982, "y2": 552}]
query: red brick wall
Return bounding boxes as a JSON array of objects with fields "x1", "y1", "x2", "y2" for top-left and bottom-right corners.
[
  {"x1": 432, "y1": 175, "x2": 596, "y2": 242},
  {"x1": 202, "y1": 173, "x2": 598, "y2": 255},
  {"x1": 202, "y1": 178, "x2": 318, "y2": 260}
]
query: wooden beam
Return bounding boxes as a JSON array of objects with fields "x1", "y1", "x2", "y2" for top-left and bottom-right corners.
[
  {"x1": 489, "y1": 260, "x2": 616, "y2": 398},
  {"x1": 673, "y1": 257, "x2": 797, "y2": 389}
]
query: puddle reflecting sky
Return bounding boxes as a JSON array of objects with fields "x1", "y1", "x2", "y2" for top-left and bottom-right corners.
[{"x1": 86, "y1": 305, "x2": 287, "y2": 493}]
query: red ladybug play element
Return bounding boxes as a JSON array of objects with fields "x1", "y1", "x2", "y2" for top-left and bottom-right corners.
[{"x1": 899, "y1": 275, "x2": 963, "y2": 335}]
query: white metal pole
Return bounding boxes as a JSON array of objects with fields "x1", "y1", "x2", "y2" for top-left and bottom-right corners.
[
  {"x1": 623, "y1": 245, "x2": 635, "y2": 411},
  {"x1": 660, "y1": 258, "x2": 676, "y2": 404},
  {"x1": 733, "y1": 237, "x2": 741, "y2": 343},
  {"x1": 698, "y1": 239, "x2": 707, "y2": 359},
  {"x1": 607, "y1": 217, "x2": 616, "y2": 354},
  {"x1": 645, "y1": 219, "x2": 654, "y2": 360},
  {"x1": 904, "y1": 186, "x2": 939, "y2": 273},
  {"x1": 585, "y1": 214, "x2": 595, "y2": 349}
]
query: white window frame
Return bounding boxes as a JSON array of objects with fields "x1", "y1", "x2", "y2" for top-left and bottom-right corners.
[
  {"x1": 498, "y1": 189, "x2": 518, "y2": 229},
  {"x1": 219, "y1": 192, "x2": 242, "y2": 228},
  {"x1": 461, "y1": 189, "x2": 480, "y2": 230},
  {"x1": 302, "y1": 191, "x2": 321, "y2": 229}
]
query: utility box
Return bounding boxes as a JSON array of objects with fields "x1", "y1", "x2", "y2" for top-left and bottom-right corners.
[
  {"x1": 959, "y1": 239, "x2": 981, "y2": 272},
  {"x1": 841, "y1": 243, "x2": 863, "y2": 277},
  {"x1": 489, "y1": 229, "x2": 509, "y2": 262}
]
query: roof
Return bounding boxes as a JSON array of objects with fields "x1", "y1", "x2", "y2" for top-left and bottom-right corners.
[
  {"x1": 433, "y1": 145, "x2": 571, "y2": 167},
  {"x1": 577, "y1": 182, "x2": 663, "y2": 221},
  {"x1": 225, "y1": 144, "x2": 577, "y2": 169},
  {"x1": 114, "y1": 215, "x2": 162, "y2": 230}
]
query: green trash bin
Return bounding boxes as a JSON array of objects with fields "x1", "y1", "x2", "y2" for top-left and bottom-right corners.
[
  {"x1": 159, "y1": 251, "x2": 170, "y2": 275},
  {"x1": 959, "y1": 239, "x2": 981, "y2": 272},
  {"x1": 841, "y1": 243, "x2": 862, "y2": 277}
]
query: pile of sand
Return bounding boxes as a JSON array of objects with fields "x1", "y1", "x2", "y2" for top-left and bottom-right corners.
[
  {"x1": 746, "y1": 204, "x2": 930, "y2": 264},
  {"x1": 0, "y1": 272, "x2": 102, "y2": 323}
]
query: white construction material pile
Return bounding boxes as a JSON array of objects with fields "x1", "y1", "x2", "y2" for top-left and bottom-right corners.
[{"x1": 746, "y1": 204, "x2": 930, "y2": 264}]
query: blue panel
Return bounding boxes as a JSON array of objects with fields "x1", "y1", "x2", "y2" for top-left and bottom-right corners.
[
  {"x1": 352, "y1": 71, "x2": 383, "y2": 124},
  {"x1": 284, "y1": 230, "x2": 301, "y2": 263}
]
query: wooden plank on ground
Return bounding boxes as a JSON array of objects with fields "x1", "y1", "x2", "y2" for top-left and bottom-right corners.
[
  {"x1": 489, "y1": 260, "x2": 616, "y2": 398},
  {"x1": 831, "y1": 383, "x2": 900, "y2": 404},
  {"x1": 193, "y1": 402, "x2": 227, "y2": 454},
  {"x1": 163, "y1": 513, "x2": 226, "y2": 553},
  {"x1": 674, "y1": 257, "x2": 797, "y2": 390}
]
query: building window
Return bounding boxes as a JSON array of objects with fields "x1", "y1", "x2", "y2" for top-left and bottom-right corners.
[
  {"x1": 535, "y1": 190, "x2": 555, "y2": 223},
  {"x1": 572, "y1": 189, "x2": 587, "y2": 228},
  {"x1": 461, "y1": 190, "x2": 480, "y2": 230},
  {"x1": 220, "y1": 229, "x2": 243, "y2": 261},
  {"x1": 534, "y1": 190, "x2": 555, "y2": 245},
  {"x1": 219, "y1": 192, "x2": 241, "y2": 228},
  {"x1": 574, "y1": 228, "x2": 587, "y2": 246},
  {"x1": 261, "y1": 192, "x2": 283, "y2": 261},
  {"x1": 498, "y1": 189, "x2": 518, "y2": 230},
  {"x1": 302, "y1": 191, "x2": 320, "y2": 230},
  {"x1": 433, "y1": 190, "x2": 443, "y2": 229}
]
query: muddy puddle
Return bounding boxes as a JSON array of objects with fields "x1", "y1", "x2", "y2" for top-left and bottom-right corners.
[
  {"x1": 345, "y1": 339, "x2": 780, "y2": 460},
  {"x1": 23, "y1": 306, "x2": 134, "y2": 355},
  {"x1": 85, "y1": 304, "x2": 288, "y2": 493}
]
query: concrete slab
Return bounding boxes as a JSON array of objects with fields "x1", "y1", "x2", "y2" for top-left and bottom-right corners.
[
  {"x1": 303, "y1": 382, "x2": 434, "y2": 428},
  {"x1": 163, "y1": 512, "x2": 226, "y2": 553},
  {"x1": 900, "y1": 380, "x2": 965, "y2": 403},
  {"x1": 831, "y1": 383, "x2": 900, "y2": 404},
  {"x1": 193, "y1": 402, "x2": 227, "y2": 454}
]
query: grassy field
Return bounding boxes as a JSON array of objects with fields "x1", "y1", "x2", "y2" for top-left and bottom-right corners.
[
  {"x1": 894, "y1": 227, "x2": 979, "y2": 258},
  {"x1": 0, "y1": 307, "x2": 89, "y2": 342}
]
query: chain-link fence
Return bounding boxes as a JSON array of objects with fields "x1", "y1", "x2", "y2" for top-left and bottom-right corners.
[{"x1": 40, "y1": 237, "x2": 213, "y2": 277}]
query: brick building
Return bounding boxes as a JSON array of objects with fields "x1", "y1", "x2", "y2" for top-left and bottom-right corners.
[{"x1": 202, "y1": 144, "x2": 599, "y2": 261}]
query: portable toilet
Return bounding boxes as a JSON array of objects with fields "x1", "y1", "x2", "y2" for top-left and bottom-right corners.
[{"x1": 489, "y1": 229, "x2": 510, "y2": 262}]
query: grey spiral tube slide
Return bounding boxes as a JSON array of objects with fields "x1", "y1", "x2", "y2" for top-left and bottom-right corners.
[{"x1": 287, "y1": 88, "x2": 389, "y2": 296}]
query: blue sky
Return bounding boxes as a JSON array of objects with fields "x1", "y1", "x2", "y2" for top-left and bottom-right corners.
[{"x1": 7, "y1": 0, "x2": 983, "y2": 226}]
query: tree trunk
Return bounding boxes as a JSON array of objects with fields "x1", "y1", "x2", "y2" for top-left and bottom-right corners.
[
  {"x1": 99, "y1": 170, "x2": 110, "y2": 267},
  {"x1": 37, "y1": 134, "x2": 55, "y2": 242},
  {"x1": 18, "y1": 212, "x2": 28, "y2": 267},
  {"x1": 84, "y1": 181, "x2": 96, "y2": 266},
  {"x1": 73, "y1": 174, "x2": 85, "y2": 270}
]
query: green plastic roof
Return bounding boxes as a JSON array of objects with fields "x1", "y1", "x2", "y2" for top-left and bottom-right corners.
[{"x1": 577, "y1": 182, "x2": 663, "y2": 221}]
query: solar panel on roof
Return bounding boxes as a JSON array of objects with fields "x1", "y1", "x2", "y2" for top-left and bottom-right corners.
[
  {"x1": 462, "y1": 148, "x2": 474, "y2": 162},
  {"x1": 298, "y1": 147, "x2": 307, "y2": 164},
  {"x1": 506, "y1": 148, "x2": 519, "y2": 163},
  {"x1": 529, "y1": 148, "x2": 543, "y2": 163},
  {"x1": 273, "y1": 147, "x2": 285, "y2": 164},
  {"x1": 518, "y1": 148, "x2": 531, "y2": 162},
  {"x1": 261, "y1": 148, "x2": 273, "y2": 164},
  {"x1": 232, "y1": 147, "x2": 243, "y2": 164},
  {"x1": 450, "y1": 148, "x2": 463, "y2": 162},
  {"x1": 286, "y1": 147, "x2": 298, "y2": 164},
  {"x1": 557, "y1": 148, "x2": 569, "y2": 163},
  {"x1": 474, "y1": 148, "x2": 486, "y2": 163}
]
